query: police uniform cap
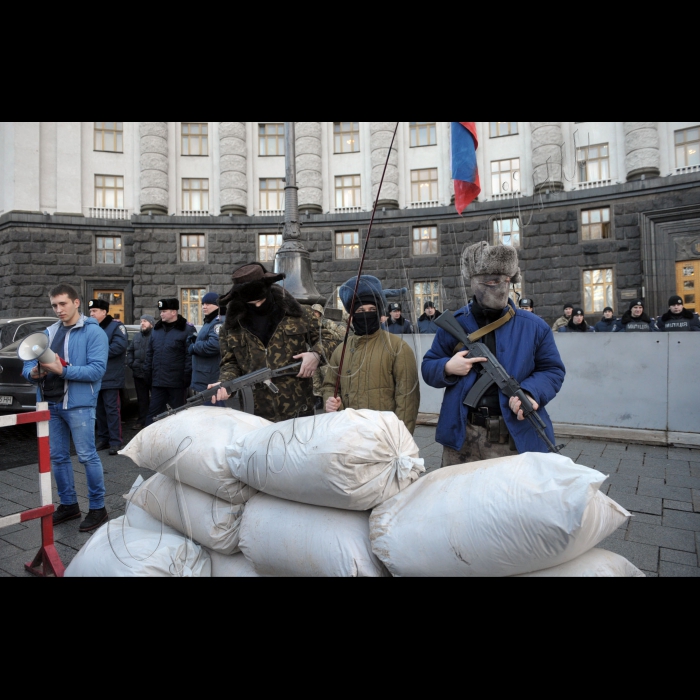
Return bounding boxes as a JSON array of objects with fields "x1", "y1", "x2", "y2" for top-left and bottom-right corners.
[
  {"x1": 389, "y1": 303, "x2": 401, "y2": 312},
  {"x1": 158, "y1": 298, "x2": 180, "y2": 311},
  {"x1": 89, "y1": 299, "x2": 109, "y2": 312},
  {"x1": 519, "y1": 298, "x2": 533, "y2": 308},
  {"x1": 668, "y1": 295, "x2": 683, "y2": 307}
]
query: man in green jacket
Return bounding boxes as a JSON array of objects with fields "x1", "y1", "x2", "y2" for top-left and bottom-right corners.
[
  {"x1": 210, "y1": 263, "x2": 338, "y2": 422},
  {"x1": 323, "y1": 276, "x2": 420, "y2": 434}
]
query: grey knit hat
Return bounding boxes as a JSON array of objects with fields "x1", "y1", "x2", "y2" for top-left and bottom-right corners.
[
  {"x1": 461, "y1": 242, "x2": 521, "y2": 284},
  {"x1": 141, "y1": 314, "x2": 156, "y2": 326}
]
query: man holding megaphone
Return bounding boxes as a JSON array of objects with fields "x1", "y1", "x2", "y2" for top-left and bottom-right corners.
[{"x1": 21, "y1": 284, "x2": 110, "y2": 533}]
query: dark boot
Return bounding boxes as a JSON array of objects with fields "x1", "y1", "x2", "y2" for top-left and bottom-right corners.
[
  {"x1": 53, "y1": 503, "x2": 81, "y2": 526},
  {"x1": 79, "y1": 508, "x2": 109, "y2": 533}
]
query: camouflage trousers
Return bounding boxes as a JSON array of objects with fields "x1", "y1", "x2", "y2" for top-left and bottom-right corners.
[
  {"x1": 312, "y1": 365, "x2": 328, "y2": 397},
  {"x1": 441, "y1": 422, "x2": 517, "y2": 468}
]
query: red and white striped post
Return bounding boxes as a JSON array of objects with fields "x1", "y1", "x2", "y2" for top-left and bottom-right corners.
[{"x1": 0, "y1": 402, "x2": 65, "y2": 577}]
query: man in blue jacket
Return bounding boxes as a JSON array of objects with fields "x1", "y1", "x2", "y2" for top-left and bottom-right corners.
[
  {"x1": 144, "y1": 298, "x2": 196, "y2": 425},
  {"x1": 613, "y1": 300, "x2": 659, "y2": 332},
  {"x1": 422, "y1": 242, "x2": 565, "y2": 467},
  {"x1": 386, "y1": 303, "x2": 414, "y2": 334},
  {"x1": 189, "y1": 292, "x2": 225, "y2": 405},
  {"x1": 88, "y1": 298, "x2": 127, "y2": 454},
  {"x1": 22, "y1": 284, "x2": 110, "y2": 533}
]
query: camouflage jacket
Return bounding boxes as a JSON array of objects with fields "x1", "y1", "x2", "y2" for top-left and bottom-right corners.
[
  {"x1": 219, "y1": 286, "x2": 340, "y2": 422},
  {"x1": 321, "y1": 329, "x2": 421, "y2": 434}
]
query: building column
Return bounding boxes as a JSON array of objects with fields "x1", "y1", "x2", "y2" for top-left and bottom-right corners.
[
  {"x1": 220, "y1": 122, "x2": 248, "y2": 215},
  {"x1": 530, "y1": 122, "x2": 564, "y2": 193},
  {"x1": 296, "y1": 122, "x2": 323, "y2": 214},
  {"x1": 370, "y1": 122, "x2": 400, "y2": 209},
  {"x1": 139, "y1": 122, "x2": 169, "y2": 215},
  {"x1": 624, "y1": 122, "x2": 660, "y2": 181}
]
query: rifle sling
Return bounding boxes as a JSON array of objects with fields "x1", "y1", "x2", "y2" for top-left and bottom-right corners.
[{"x1": 452, "y1": 306, "x2": 515, "y2": 354}]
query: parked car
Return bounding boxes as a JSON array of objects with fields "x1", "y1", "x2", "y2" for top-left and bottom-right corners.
[
  {"x1": 0, "y1": 317, "x2": 57, "y2": 350},
  {"x1": 0, "y1": 322, "x2": 141, "y2": 413}
]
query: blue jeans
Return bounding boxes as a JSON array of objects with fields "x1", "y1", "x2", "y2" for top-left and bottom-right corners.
[{"x1": 49, "y1": 405, "x2": 106, "y2": 510}]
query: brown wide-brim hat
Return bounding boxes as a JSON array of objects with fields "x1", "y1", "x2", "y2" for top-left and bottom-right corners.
[{"x1": 231, "y1": 263, "x2": 285, "y2": 289}]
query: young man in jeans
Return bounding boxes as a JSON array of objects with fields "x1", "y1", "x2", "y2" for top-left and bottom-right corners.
[{"x1": 22, "y1": 284, "x2": 110, "y2": 533}]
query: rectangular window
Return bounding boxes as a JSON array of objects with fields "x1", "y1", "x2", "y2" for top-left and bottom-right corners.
[
  {"x1": 489, "y1": 122, "x2": 518, "y2": 138},
  {"x1": 335, "y1": 175, "x2": 362, "y2": 209},
  {"x1": 260, "y1": 178, "x2": 285, "y2": 211},
  {"x1": 334, "y1": 122, "x2": 360, "y2": 153},
  {"x1": 94, "y1": 122, "x2": 123, "y2": 152},
  {"x1": 182, "y1": 122, "x2": 209, "y2": 156},
  {"x1": 493, "y1": 218, "x2": 520, "y2": 247},
  {"x1": 181, "y1": 288, "x2": 207, "y2": 326},
  {"x1": 335, "y1": 231, "x2": 360, "y2": 260},
  {"x1": 94, "y1": 175, "x2": 124, "y2": 209},
  {"x1": 413, "y1": 226, "x2": 438, "y2": 256},
  {"x1": 259, "y1": 123, "x2": 285, "y2": 156},
  {"x1": 675, "y1": 127, "x2": 700, "y2": 168},
  {"x1": 414, "y1": 280, "x2": 441, "y2": 314},
  {"x1": 96, "y1": 236, "x2": 123, "y2": 265},
  {"x1": 411, "y1": 168, "x2": 438, "y2": 203},
  {"x1": 583, "y1": 268, "x2": 614, "y2": 314},
  {"x1": 180, "y1": 233, "x2": 206, "y2": 263},
  {"x1": 410, "y1": 122, "x2": 437, "y2": 147},
  {"x1": 491, "y1": 158, "x2": 521, "y2": 196},
  {"x1": 258, "y1": 233, "x2": 283, "y2": 263},
  {"x1": 182, "y1": 178, "x2": 209, "y2": 212},
  {"x1": 581, "y1": 207, "x2": 611, "y2": 240},
  {"x1": 577, "y1": 143, "x2": 610, "y2": 182}
]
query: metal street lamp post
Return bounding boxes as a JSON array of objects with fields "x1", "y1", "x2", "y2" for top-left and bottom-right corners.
[{"x1": 273, "y1": 122, "x2": 326, "y2": 306}]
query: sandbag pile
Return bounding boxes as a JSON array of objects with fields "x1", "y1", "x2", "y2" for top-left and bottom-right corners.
[{"x1": 369, "y1": 452, "x2": 639, "y2": 577}]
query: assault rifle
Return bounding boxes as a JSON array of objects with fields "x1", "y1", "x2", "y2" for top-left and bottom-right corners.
[
  {"x1": 154, "y1": 362, "x2": 302, "y2": 422},
  {"x1": 433, "y1": 311, "x2": 562, "y2": 454}
]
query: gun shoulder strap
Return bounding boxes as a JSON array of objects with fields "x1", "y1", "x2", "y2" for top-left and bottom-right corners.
[{"x1": 453, "y1": 306, "x2": 515, "y2": 354}]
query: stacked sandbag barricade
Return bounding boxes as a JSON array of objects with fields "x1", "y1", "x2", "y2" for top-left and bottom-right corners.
[{"x1": 66, "y1": 405, "x2": 643, "y2": 578}]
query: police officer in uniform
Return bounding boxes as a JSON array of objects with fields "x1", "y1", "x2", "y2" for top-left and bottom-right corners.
[
  {"x1": 519, "y1": 298, "x2": 535, "y2": 313},
  {"x1": 144, "y1": 298, "x2": 197, "y2": 425},
  {"x1": 656, "y1": 295, "x2": 700, "y2": 332},
  {"x1": 88, "y1": 299, "x2": 127, "y2": 455},
  {"x1": 386, "y1": 302, "x2": 414, "y2": 335},
  {"x1": 614, "y1": 300, "x2": 659, "y2": 332},
  {"x1": 594, "y1": 307, "x2": 617, "y2": 332},
  {"x1": 189, "y1": 292, "x2": 225, "y2": 396}
]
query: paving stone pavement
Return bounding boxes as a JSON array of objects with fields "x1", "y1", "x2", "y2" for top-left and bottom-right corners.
[{"x1": 1, "y1": 426, "x2": 699, "y2": 577}]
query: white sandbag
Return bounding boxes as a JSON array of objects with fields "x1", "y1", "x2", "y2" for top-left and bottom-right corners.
[
  {"x1": 208, "y1": 550, "x2": 260, "y2": 578},
  {"x1": 65, "y1": 517, "x2": 211, "y2": 577},
  {"x1": 121, "y1": 476, "x2": 182, "y2": 536},
  {"x1": 228, "y1": 409, "x2": 424, "y2": 511},
  {"x1": 516, "y1": 549, "x2": 645, "y2": 577},
  {"x1": 120, "y1": 407, "x2": 269, "y2": 503},
  {"x1": 370, "y1": 453, "x2": 631, "y2": 577},
  {"x1": 239, "y1": 493, "x2": 389, "y2": 577},
  {"x1": 128, "y1": 473, "x2": 244, "y2": 555}
]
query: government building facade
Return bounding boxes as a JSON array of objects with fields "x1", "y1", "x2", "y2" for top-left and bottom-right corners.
[{"x1": 1, "y1": 121, "x2": 699, "y2": 325}]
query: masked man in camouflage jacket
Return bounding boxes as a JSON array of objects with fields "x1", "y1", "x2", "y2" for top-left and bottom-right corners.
[{"x1": 209, "y1": 263, "x2": 339, "y2": 422}]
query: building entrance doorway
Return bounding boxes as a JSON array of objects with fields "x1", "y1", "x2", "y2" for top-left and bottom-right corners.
[
  {"x1": 676, "y1": 260, "x2": 699, "y2": 313},
  {"x1": 93, "y1": 290, "x2": 125, "y2": 320}
]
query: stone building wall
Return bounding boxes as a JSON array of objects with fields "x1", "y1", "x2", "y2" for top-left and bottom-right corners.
[{"x1": 2, "y1": 174, "x2": 700, "y2": 325}]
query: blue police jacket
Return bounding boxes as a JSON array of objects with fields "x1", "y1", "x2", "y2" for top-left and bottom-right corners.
[
  {"x1": 98, "y1": 316, "x2": 127, "y2": 390},
  {"x1": 189, "y1": 313, "x2": 223, "y2": 389},
  {"x1": 422, "y1": 299, "x2": 566, "y2": 453},
  {"x1": 144, "y1": 315, "x2": 196, "y2": 389}
]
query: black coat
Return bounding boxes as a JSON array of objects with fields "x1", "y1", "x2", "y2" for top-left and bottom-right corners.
[
  {"x1": 127, "y1": 329, "x2": 152, "y2": 379},
  {"x1": 99, "y1": 316, "x2": 127, "y2": 389},
  {"x1": 143, "y1": 315, "x2": 197, "y2": 388},
  {"x1": 657, "y1": 309, "x2": 700, "y2": 332}
]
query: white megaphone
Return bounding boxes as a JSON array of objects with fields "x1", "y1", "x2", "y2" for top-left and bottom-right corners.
[{"x1": 18, "y1": 333, "x2": 57, "y2": 364}]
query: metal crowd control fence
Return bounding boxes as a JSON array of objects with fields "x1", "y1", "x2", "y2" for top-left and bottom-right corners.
[{"x1": 0, "y1": 402, "x2": 64, "y2": 577}]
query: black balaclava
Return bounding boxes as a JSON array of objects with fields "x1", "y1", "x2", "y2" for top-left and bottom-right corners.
[
  {"x1": 352, "y1": 293, "x2": 383, "y2": 336},
  {"x1": 247, "y1": 287, "x2": 275, "y2": 317}
]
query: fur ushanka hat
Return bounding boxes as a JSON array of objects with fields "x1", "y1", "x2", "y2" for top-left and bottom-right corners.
[{"x1": 461, "y1": 241, "x2": 521, "y2": 285}]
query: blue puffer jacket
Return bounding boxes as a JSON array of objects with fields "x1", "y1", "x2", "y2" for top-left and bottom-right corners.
[
  {"x1": 422, "y1": 300, "x2": 566, "y2": 453},
  {"x1": 417, "y1": 312, "x2": 442, "y2": 334},
  {"x1": 98, "y1": 316, "x2": 127, "y2": 390},
  {"x1": 189, "y1": 313, "x2": 223, "y2": 390},
  {"x1": 613, "y1": 311, "x2": 659, "y2": 332},
  {"x1": 387, "y1": 317, "x2": 414, "y2": 335},
  {"x1": 144, "y1": 315, "x2": 196, "y2": 388},
  {"x1": 22, "y1": 315, "x2": 108, "y2": 410}
]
